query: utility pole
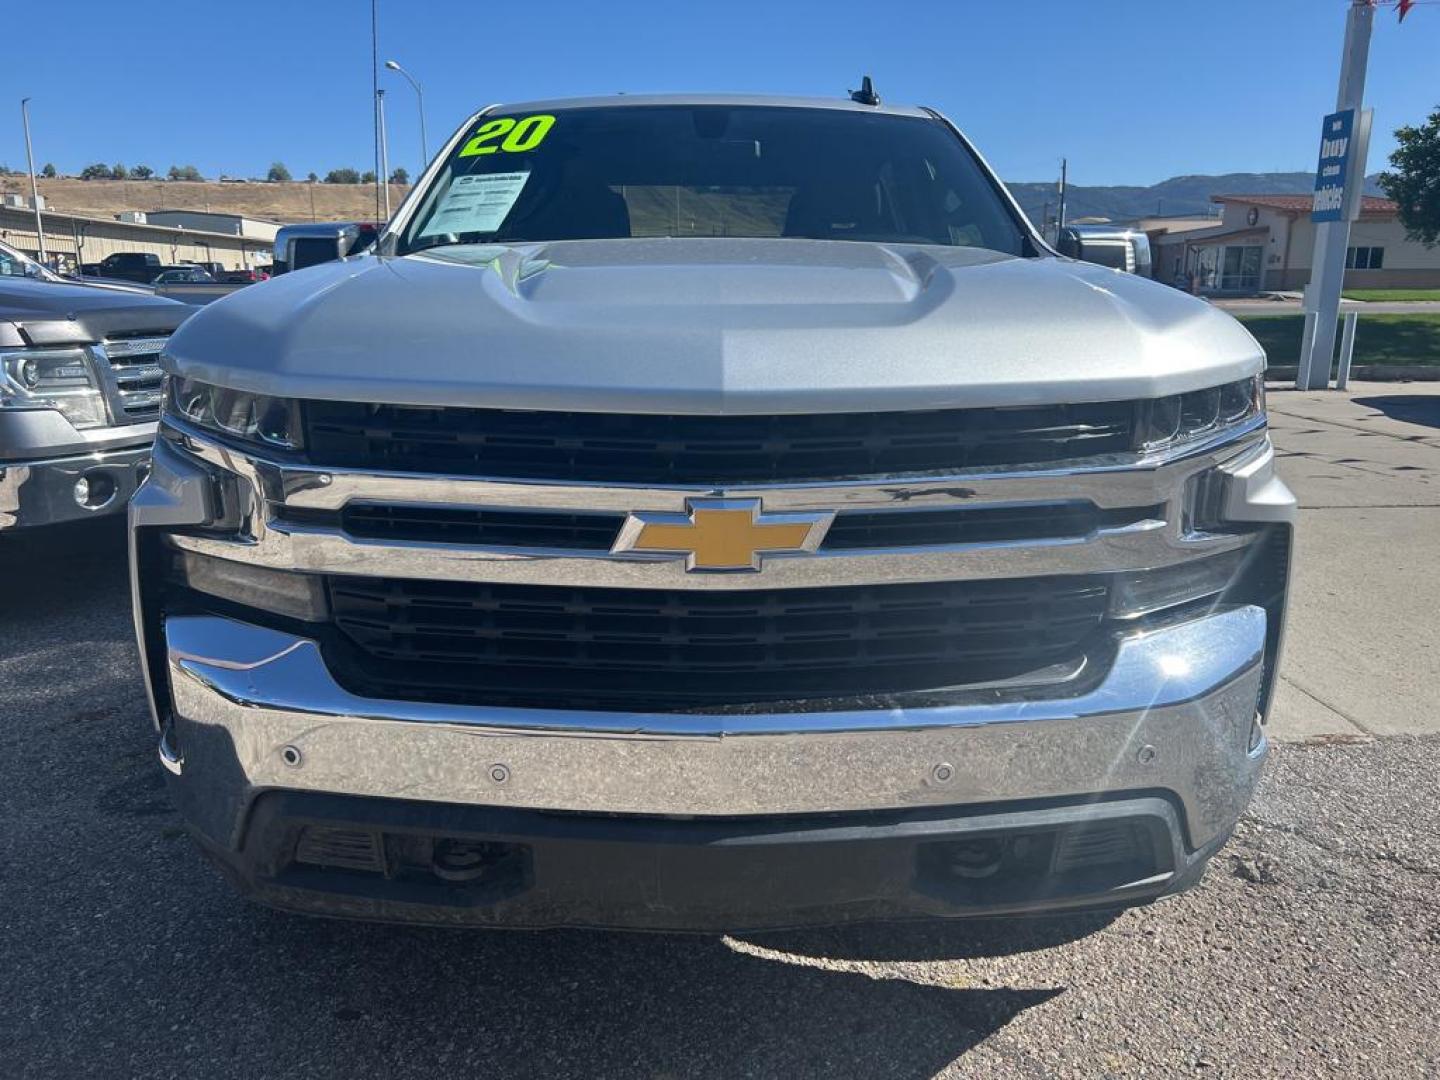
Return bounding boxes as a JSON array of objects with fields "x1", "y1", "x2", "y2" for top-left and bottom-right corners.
[
  {"x1": 377, "y1": 89, "x2": 392, "y2": 219},
  {"x1": 370, "y1": 0, "x2": 382, "y2": 224},
  {"x1": 20, "y1": 98, "x2": 46, "y2": 262},
  {"x1": 1297, "y1": 0, "x2": 1375, "y2": 390},
  {"x1": 1056, "y1": 158, "x2": 1067, "y2": 242}
]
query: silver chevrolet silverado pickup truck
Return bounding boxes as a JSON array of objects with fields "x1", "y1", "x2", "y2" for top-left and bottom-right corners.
[
  {"x1": 0, "y1": 239, "x2": 186, "y2": 531},
  {"x1": 131, "y1": 93, "x2": 1295, "y2": 930}
]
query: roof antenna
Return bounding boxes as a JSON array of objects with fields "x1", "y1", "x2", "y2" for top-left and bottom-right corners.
[{"x1": 850, "y1": 75, "x2": 880, "y2": 107}]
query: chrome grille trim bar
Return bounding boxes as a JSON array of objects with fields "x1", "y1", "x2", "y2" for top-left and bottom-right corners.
[
  {"x1": 158, "y1": 418, "x2": 1268, "y2": 590},
  {"x1": 169, "y1": 517, "x2": 1250, "y2": 589}
]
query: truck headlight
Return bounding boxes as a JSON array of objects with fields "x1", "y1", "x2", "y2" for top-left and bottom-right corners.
[
  {"x1": 163, "y1": 375, "x2": 303, "y2": 450},
  {"x1": 0, "y1": 346, "x2": 109, "y2": 429},
  {"x1": 1139, "y1": 375, "x2": 1264, "y2": 453}
]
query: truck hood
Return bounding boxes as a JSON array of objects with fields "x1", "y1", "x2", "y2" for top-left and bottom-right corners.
[
  {"x1": 165, "y1": 239, "x2": 1264, "y2": 413},
  {"x1": 0, "y1": 277, "x2": 189, "y2": 348}
]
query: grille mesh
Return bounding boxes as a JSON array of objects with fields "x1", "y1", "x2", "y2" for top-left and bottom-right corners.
[
  {"x1": 325, "y1": 575, "x2": 1110, "y2": 710},
  {"x1": 303, "y1": 401, "x2": 1139, "y2": 484}
]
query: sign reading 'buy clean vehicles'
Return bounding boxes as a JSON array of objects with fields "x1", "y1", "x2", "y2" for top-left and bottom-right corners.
[{"x1": 1311, "y1": 109, "x2": 1355, "y2": 223}]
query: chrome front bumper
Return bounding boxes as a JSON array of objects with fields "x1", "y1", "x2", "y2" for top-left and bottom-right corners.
[
  {"x1": 162, "y1": 604, "x2": 1267, "y2": 855},
  {"x1": 0, "y1": 443, "x2": 151, "y2": 530}
]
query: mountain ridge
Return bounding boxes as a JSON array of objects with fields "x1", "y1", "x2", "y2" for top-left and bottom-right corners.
[{"x1": 1005, "y1": 171, "x2": 1386, "y2": 224}]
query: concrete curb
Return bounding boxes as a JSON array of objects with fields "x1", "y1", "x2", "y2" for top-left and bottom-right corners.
[{"x1": 1266, "y1": 365, "x2": 1440, "y2": 382}]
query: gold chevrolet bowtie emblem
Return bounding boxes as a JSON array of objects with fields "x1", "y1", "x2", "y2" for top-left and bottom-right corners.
[{"x1": 612, "y1": 498, "x2": 834, "y2": 572}]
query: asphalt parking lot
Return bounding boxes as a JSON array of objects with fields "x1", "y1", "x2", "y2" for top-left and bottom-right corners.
[{"x1": 2, "y1": 383, "x2": 1438, "y2": 1079}]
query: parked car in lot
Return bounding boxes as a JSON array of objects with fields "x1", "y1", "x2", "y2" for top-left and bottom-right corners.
[
  {"x1": 0, "y1": 238, "x2": 189, "y2": 531},
  {"x1": 151, "y1": 267, "x2": 216, "y2": 285},
  {"x1": 216, "y1": 267, "x2": 269, "y2": 284},
  {"x1": 134, "y1": 91, "x2": 1294, "y2": 930}
]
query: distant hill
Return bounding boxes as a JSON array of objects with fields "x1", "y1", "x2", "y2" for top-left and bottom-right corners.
[
  {"x1": 1005, "y1": 172, "x2": 1386, "y2": 224},
  {"x1": 0, "y1": 177, "x2": 410, "y2": 224},
  {"x1": 0, "y1": 170, "x2": 1390, "y2": 231}
]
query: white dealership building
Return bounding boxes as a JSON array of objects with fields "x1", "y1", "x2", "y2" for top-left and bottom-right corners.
[{"x1": 1149, "y1": 194, "x2": 1440, "y2": 295}]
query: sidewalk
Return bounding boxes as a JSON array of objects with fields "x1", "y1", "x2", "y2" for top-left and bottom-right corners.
[
  {"x1": 1264, "y1": 380, "x2": 1440, "y2": 742},
  {"x1": 1214, "y1": 297, "x2": 1440, "y2": 315}
]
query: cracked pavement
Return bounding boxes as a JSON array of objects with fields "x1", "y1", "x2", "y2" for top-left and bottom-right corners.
[{"x1": 1, "y1": 384, "x2": 1438, "y2": 1078}]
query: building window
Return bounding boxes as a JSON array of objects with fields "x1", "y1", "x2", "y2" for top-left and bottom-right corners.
[
  {"x1": 1220, "y1": 245, "x2": 1263, "y2": 291},
  {"x1": 1346, "y1": 246, "x2": 1385, "y2": 270}
]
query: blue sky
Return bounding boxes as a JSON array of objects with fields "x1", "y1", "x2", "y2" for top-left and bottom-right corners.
[{"x1": 4, "y1": 0, "x2": 1437, "y2": 187}]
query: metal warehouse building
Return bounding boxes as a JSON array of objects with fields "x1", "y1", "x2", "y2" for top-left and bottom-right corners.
[
  {"x1": 0, "y1": 204, "x2": 273, "y2": 273},
  {"x1": 139, "y1": 209, "x2": 281, "y2": 241}
]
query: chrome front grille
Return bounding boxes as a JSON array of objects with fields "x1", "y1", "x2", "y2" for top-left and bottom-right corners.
[
  {"x1": 160, "y1": 412, "x2": 1271, "y2": 711},
  {"x1": 95, "y1": 334, "x2": 170, "y2": 423}
]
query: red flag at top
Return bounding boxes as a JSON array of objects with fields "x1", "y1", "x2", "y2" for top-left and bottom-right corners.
[{"x1": 1398, "y1": 0, "x2": 1414, "y2": 21}]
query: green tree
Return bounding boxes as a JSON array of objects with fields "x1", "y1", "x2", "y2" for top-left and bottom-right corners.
[
  {"x1": 41, "y1": 163, "x2": 57, "y2": 178},
  {"x1": 129, "y1": 164, "x2": 154, "y2": 179},
  {"x1": 324, "y1": 167, "x2": 362, "y2": 184},
  {"x1": 80, "y1": 162, "x2": 112, "y2": 180},
  {"x1": 360, "y1": 170, "x2": 377, "y2": 184},
  {"x1": 267, "y1": 161, "x2": 292, "y2": 183},
  {"x1": 168, "y1": 164, "x2": 202, "y2": 181},
  {"x1": 111, "y1": 162, "x2": 127, "y2": 179},
  {"x1": 388, "y1": 166, "x2": 409, "y2": 185},
  {"x1": 306, "y1": 171, "x2": 318, "y2": 183},
  {"x1": 1380, "y1": 105, "x2": 1440, "y2": 247}
]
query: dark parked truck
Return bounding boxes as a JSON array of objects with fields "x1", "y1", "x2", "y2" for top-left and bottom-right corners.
[
  {"x1": 132, "y1": 93, "x2": 1295, "y2": 930},
  {"x1": 0, "y1": 239, "x2": 188, "y2": 530},
  {"x1": 81, "y1": 252, "x2": 165, "y2": 284}
]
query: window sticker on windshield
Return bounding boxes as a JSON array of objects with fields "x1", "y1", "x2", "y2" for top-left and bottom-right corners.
[
  {"x1": 458, "y1": 114, "x2": 556, "y2": 158},
  {"x1": 418, "y1": 171, "x2": 531, "y2": 237}
]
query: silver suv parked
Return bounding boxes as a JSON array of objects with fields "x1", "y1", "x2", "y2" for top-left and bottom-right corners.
[{"x1": 132, "y1": 93, "x2": 1294, "y2": 930}]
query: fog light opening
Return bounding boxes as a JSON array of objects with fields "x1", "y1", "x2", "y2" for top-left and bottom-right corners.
[{"x1": 73, "y1": 470, "x2": 117, "y2": 510}]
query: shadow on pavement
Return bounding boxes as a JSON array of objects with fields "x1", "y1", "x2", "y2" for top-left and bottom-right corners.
[
  {"x1": 742, "y1": 909, "x2": 1118, "y2": 962},
  {"x1": 1352, "y1": 395, "x2": 1440, "y2": 431}
]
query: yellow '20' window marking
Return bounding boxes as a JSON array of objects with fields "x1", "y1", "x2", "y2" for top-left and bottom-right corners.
[{"x1": 458, "y1": 114, "x2": 556, "y2": 157}]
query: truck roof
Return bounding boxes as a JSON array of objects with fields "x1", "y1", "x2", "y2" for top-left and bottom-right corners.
[{"x1": 485, "y1": 92, "x2": 934, "y2": 119}]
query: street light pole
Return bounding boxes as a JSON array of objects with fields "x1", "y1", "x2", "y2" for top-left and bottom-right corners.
[
  {"x1": 20, "y1": 98, "x2": 46, "y2": 262},
  {"x1": 384, "y1": 59, "x2": 427, "y2": 176}
]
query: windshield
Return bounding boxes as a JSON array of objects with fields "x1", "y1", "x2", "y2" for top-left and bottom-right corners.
[
  {"x1": 0, "y1": 240, "x2": 49, "y2": 280},
  {"x1": 398, "y1": 105, "x2": 1025, "y2": 255}
]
